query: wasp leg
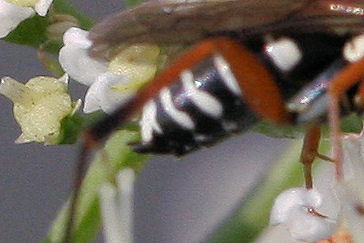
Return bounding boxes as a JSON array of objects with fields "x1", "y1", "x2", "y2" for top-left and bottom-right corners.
[
  {"x1": 315, "y1": 153, "x2": 334, "y2": 163},
  {"x1": 301, "y1": 126, "x2": 320, "y2": 189},
  {"x1": 301, "y1": 126, "x2": 334, "y2": 189},
  {"x1": 328, "y1": 57, "x2": 364, "y2": 181}
]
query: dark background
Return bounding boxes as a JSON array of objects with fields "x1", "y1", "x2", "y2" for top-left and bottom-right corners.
[{"x1": 0, "y1": 1, "x2": 290, "y2": 242}]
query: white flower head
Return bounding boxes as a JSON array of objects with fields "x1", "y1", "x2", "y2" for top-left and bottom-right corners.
[
  {"x1": 59, "y1": 27, "x2": 160, "y2": 114},
  {"x1": 100, "y1": 168, "x2": 135, "y2": 243},
  {"x1": 270, "y1": 187, "x2": 338, "y2": 242},
  {"x1": 267, "y1": 131, "x2": 364, "y2": 242},
  {"x1": 0, "y1": 74, "x2": 75, "y2": 144},
  {"x1": 0, "y1": 0, "x2": 53, "y2": 38},
  {"x1": 332, "y1": 131, "x2": 364, "y2": 242}
]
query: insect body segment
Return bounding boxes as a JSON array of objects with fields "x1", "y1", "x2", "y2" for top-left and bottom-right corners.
[
  {"x1": 135, "y1": 54, "x2": 257, "y2": 155},
  {"x1": 87, "y1": 33, "x2": 364, "y2": 157},
  {"x1": 133, "y1": 33, "x2": 360, "y2": 155}
]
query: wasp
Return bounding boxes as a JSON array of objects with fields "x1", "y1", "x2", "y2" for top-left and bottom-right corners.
[{"x1": 64, "y1": 0, "x2": 364, "y2": 242}]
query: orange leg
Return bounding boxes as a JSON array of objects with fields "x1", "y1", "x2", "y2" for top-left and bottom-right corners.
[
  {"x1": 301, "y1": 126, "x2": 321, "y2": 189},
  {"x1": 301, "y1": 126, "x2": 334, "y2": 189},
  {"x1": 328, "y1": 57, "x2": 364, "y2": 181}
]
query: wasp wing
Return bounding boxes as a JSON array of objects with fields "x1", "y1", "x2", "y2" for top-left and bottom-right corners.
[
  {"x1": 89, "y1": 0, "x2": 364, "y2": 55},
  {"x1": 88, "y1": 0, "x2": 305, "y2": 54}
]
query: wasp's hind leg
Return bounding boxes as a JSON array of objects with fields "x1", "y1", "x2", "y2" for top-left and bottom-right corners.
[
  {"x1": 328, "y1": 57, "x2": 364, "y2": 181},
  {"x1": 301, "y1": 126, "x2": 334, "y2": 189}
]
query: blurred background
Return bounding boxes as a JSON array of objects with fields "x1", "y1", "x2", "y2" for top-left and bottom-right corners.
[{"x1": 0, "y1": 1, "x2": 293, "y2": 242}]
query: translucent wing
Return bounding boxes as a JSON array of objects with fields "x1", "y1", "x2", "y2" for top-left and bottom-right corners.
[{"x1": 89, "y1": 0, "x2": 364, "y2": 55}]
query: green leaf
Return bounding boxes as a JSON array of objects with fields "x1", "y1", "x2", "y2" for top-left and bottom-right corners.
[
  {"x1": 56, "y1": 111, "x2": 106, "y2": 145},
  {"x1": 3, "y1": 14, "x2": 49, "y2": 48},
  {"x1": 43, "y1": 129, "x2": 149, "y2": 243},
  {"x1": 57, "y1": 114, "x2": 84, "y2": 144},
  {"x1": 207, "y1": 139, "x2": 330, "y2": 243}
]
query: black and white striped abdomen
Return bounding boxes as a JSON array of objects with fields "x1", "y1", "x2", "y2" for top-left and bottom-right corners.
[{"x1": 132, "y1": 55, "x2": 257, "y2": 155}]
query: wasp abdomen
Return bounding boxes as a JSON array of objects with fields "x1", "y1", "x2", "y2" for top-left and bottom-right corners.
[{"x1": 132, "y1": 55, "x2": 257, "y2": 155}]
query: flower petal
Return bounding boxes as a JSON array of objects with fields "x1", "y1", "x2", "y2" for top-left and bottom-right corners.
[
  {"x1": 100, "y1": 183, "x2": 125, "y2": 243},
  {"x1": 271, "y1": 187, "x2": 337, "y2": 242},
  {"x1": 83, "y1": 79, "x2": 102, "y2": 113},
  {"x1": 99, "y1": 73, "x2": 135, "y2": 114},
  {"x1": 0, "y1": 0, "x2": 34, "y2": 38},
  {"x1": 62, "y1": 27, "x2": 91, "y2": 48},
  {"x1": 270, "y1": 187, "x2": 322, "y2": 225},
  {"x1": 84, "y1": 72, "x2": 133, "y2": 114},
  {"x1": 34, "y1": 0, "x2": 52, "y2": 16},
  {"x1": 59, "y1": 27, "x2": 108, "y2": 86},
  {"x1": 334, "y1": 184, "x2": 363, "y2": 243},
  {"x1": 336, "y1": 132, "x2": 364, "y2": 243},
  {"x1": 288, "y1": 207, "x2": 337, "y2": 242},
  {"x1": 99, "y1": 169, "x2": 135, "y2": 243},
  {"x1": 116, "y1": 169, "x2": 135, "y2": 243},
  {"x1": 342, "y1": 132, "x2": 364, "y2": 197},
  {"x1": 14, "y1": 133, "x2": 31, "y2": 144},
  {"x1": 57, "y1": 73, "x2": 69, "y2": 86}
]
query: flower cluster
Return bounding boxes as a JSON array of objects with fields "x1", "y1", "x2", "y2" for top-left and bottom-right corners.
[
  {"x1": 59, "y1": 27, "x2": 161, "y2": 114},
  {"x1": 1, "y1": 10, "x2": 162, "y2": 143}
]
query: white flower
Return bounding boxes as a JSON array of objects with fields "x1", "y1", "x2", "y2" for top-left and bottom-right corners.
[
  {"x1": 0, "y1": 74, "x2": 77, "y2": 144},
  {"x1": 0, "y1": 0, "x2": 53, "y2": 38},
  {"x1": 83, "y1": 72, "x2": 134, "y2": 114},
  {"x1": 59, "y1": 27, "x2": 109, "y2": 86},
  {"x1": 334, "y1": 131, "x2": 364, "y2": 242},
  {"x1": 267, "y1": 131, "x2": 364, "y2": 242},
  {"x1": 270, "y1": 187, "x2": 338, "y2": 242},
  {"x1": 58, "y1": 27, "x2": 118, "y2": 113},
  {"x1": 99, "y1": 168, "x2": 135, "y2": 243},
  {"x1": 59, "y1": 27, "x2": 160, "y2": 114}
]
